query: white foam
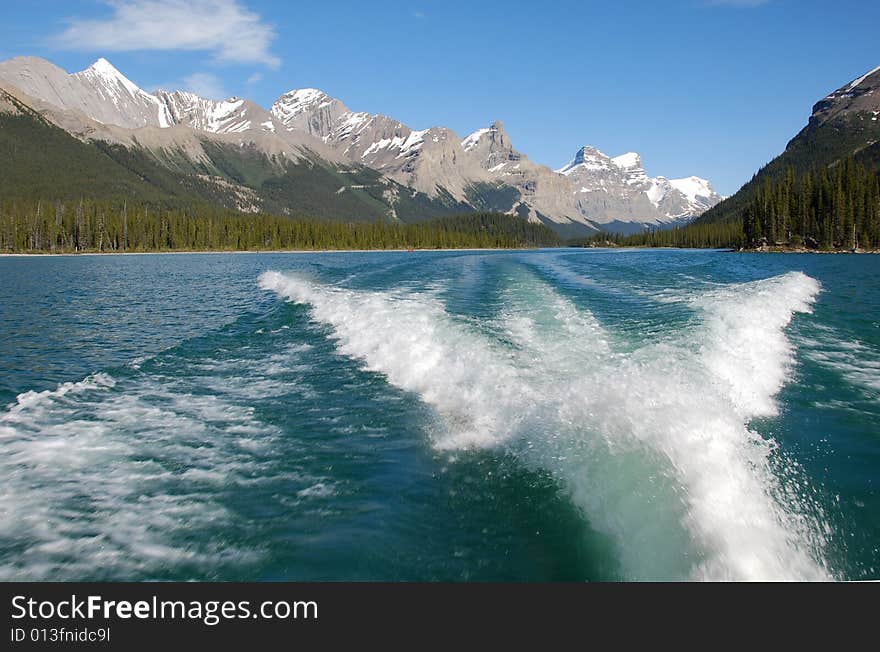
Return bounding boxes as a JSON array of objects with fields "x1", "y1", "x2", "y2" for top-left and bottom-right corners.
[
  {"x1": 260, "y1": 271, "x2": 523, "y2": 449},
  {"x1": 695, "y1": 272, "x2": 821, "y2": 418},
  {"x1": 261, "y1": 269, "x2": 831, "y2": 581},
  {"x1": 0, "y1": 358, "x2": 314, "y2": 579}
]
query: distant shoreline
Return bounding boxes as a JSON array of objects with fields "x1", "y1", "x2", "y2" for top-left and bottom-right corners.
[
  {"x1": 0, "y1": 247, "x2": 530, "y2": 257},
  {"x1": 737, "y1": 247, "x2": 880, "y2": 255},
  {"x1": 4, "y1": 246, "x2": 877, "y2": 257},
  {"x1": 577, "y1": 244, "x2": 880, "y2": 254}
]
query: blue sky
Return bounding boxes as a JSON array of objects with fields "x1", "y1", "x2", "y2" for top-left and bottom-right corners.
[{"x1": 1, "y1": 1, "x2": 878, "y2": 195}]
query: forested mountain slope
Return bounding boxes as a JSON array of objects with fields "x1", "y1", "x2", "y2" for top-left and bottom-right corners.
[{"x1": 699, "y1": 65, "x2": 880, "y2": 226}]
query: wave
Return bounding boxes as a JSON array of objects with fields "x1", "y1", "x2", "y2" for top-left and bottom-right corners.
[
  {"x1": 260, "y1": 269, "x2": 831, "y2": 580},
  {"x1": 0, "y1": 340, "x2": 320, "y2": 580},
  {"x1": 797, "y1": 326, "x2": 880, "y2": 401}
]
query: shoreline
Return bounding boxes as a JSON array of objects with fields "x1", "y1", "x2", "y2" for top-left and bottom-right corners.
[
  {"x1": 4, "y1": 246, "x2": 878, "y2": 257},
  {"x1": 579, "y1": 244, "x2": 880, "y2": 254},
  {"x1": 0, "y1": 247, "x2": 533, "y2": 258},
  {"x1": 737, "y1": 247, "x2": 880, "y2": 254}
]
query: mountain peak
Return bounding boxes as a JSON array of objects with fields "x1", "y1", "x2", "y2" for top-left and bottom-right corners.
[
  {"x1": 461, "y1": 127, "x2": 490, "y2": 151},
  {"x1": 557, "y1": 146, "x2": 611, "y2": 174},
  {"x1": 284, "y1": 87, "x2": 326, "y2": 98},
  {"x1": 84, "y1": 57, "x2": 126, "y2": 81},
  {"x1": 88, "y1": 57, "x2": 115, "y2": 72},
  {"x1": 668, "y1": 176, "x2": 719, "y2": 205},
  {"x1": 275, "y1": 88, "x2": 333, "y2": 108},
  {"x1": 272, "y1": 88, "x2": 342, "y2": 119},
  {"x1": 78, "y1": 57, "x2": 142, "y2": 97},
  {"x1": 270, "y1": 87, "x2": 351, "y2": 138},
  {"x1": 576, "y1": 145, "x2": 609, "y2": 160},
  {"x1": 461, "y1": 121, "x2": 510, "y2": 153}
]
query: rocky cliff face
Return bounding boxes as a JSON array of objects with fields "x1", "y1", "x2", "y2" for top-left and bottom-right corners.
[
  {"x1": 459, "y1": 121, "x2": 583, "y2": 226},
  {"x1": 271, "y1": 88, "x2": 352, "y2": 138}
]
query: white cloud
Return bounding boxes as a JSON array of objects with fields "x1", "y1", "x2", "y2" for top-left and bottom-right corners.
[
  {"x1": 182, "y1": 72, "x2": 228, "y2": 99},
  {"x1": 245, "y1": 72, "x2": 263, "y2": 86},
  {"x1": 53, "y1": 0, "x2": 280, "y2": 68}
]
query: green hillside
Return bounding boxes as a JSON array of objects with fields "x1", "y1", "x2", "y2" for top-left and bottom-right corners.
[{"x1": 0, "y1": 91, "x2": 186, "y2": 204}]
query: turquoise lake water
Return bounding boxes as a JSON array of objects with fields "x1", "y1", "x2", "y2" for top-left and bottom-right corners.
[{"x1": 0, "y1": 248, "x2": 878, "y2": 581}]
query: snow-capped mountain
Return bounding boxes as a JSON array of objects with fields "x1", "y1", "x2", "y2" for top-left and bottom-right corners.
[
  {"x1": 0, "y1": 55, "x2": 724, "y2": 233},
  {"x1": 271, "y1": 89, "x2": 490, "y2": 202},
  {"x1": 557, "y1": 147, "x2": 723, "y2": 225},
  {"x1": 271, "y1": 88, "x2": 353, "y2": 137},
  {"x1": 0, "y1": 56, "x2": 342, "y2": 171},
  {"x1": 269, "y1": 88, "x2": 722, "y2": 230},
  {"x1": 0, "y1": 56, "x2": 298, "y2": 141},
  {"x1": 0, "y1": 56, "x2": 172, "y2": 129}
]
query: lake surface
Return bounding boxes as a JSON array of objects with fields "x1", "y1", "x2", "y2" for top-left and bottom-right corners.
[{"x1": 0, "y1": 248, "x2": 878, "y2": 581}]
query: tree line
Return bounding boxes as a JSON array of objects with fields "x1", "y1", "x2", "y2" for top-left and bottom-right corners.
[
  {"x1": 569, "y1": 220, "x2": 746, "y2": 249},
  {"x1": 0, "y1": 201, "x2": 561, "y2": 253},
  {"x1": 742, "y1": 158, "x2": 880, "y2": 249}
]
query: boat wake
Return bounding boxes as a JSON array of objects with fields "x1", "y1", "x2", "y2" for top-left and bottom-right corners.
[{"x1": 260, "y1": 268, "x2": 832, "y2": 580}]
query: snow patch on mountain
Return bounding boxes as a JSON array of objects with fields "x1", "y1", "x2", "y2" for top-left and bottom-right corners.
[
  {"x1": 844, "y1": 64, "x2": 880, "y2": 92},
  {"x1": 271, "y1": 88, "x2": 331, "y2": 121},
  {"x1": 669, "y1": 176, "x2": 718, "y2": 206},
  {"x1": 461, "y1": 128, "x2": 491, "y2": 152},
  {"x1": 611, "y1": 152, "x2": 641, "y2": 170},
  {"x1": 333, "y1": 112, "x2": 372, "y2": 138},
  {"x1": 157, "y1": 91, "x2": 256, "y2": 134},
  {"x1": 557, "y1": 147, "x2": 614, "y2": 174},
  {"x1": 80, "y1": 58, "x2": 141, "y2": 98}
]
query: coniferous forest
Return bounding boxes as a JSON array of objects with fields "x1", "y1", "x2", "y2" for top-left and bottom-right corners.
[
  {"x1": 0, "y1": 202, "x2": 562, "y2": 253},
  {"x1": 742, "y1": 159, "x2": 880, "y2": 249},
  {"x1": 570, "y1": 219, "x2": 748, "y2": 250}
]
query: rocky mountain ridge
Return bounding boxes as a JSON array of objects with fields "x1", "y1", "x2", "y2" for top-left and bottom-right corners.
[{"x1": 0, "y1": 55, "x2": 724, "y2": 233}]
